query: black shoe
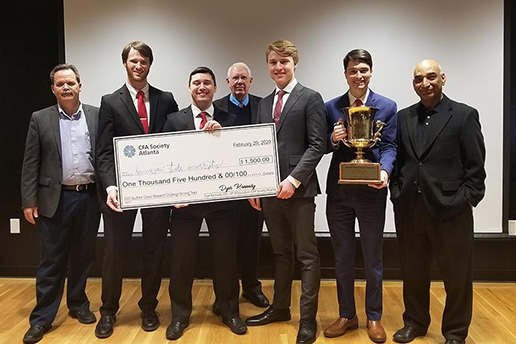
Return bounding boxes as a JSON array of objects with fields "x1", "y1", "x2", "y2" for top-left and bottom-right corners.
[
  {"x1": 95, "y1": 315, "x2": 116, "y2": 339},
  {"x1": 245, "y1": 306, "x2": 291, "y2": 326},
  {"x1": 297, "y1": 319, "x2": 317, "y2": 344},
  {"x1": 23, "y1": 325, "x2": 50, "y2": 344},
  {"x1": 166, "y1": 321, "x2": 189, "y2": 340},
  {"x1": 68, "y1": 309, "x2": 97, "y2": 324},
  {"x1": 393, "y1": 326, "x2": 426, "y2": 343},
  {"x1": 242, "y1": 291, "x2": 270, "y2": 308},
  {"x1": 212, "y1": 302, "x2": 221, "y2": 316},
  {"x1": 222, "y1": 316, "x2": 247, "y2": 335},
  {"x1": 445, "y1": 340, "x2": 465, "y2": 344},
  {"x1": 141, "y1": 310, "x2": 160, "y2": 331}
]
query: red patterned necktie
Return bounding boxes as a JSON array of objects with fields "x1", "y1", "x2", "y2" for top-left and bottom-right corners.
[
  {"x1": 273, "y1": 90, "x2": 286, "y2": 126},
  {"x1": 137, "y1": 91, "x2": 149, "y2": 133},
  {"x1": 199, "y1": 111, "x2": 208, "y2": 129},
  {"x1": 355, "y1": 98, "x2": 363, "y2": 107}
]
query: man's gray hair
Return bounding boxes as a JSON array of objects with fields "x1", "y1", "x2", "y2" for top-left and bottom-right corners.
[{"x1": 227, "y1": 62, "x2": 252, "y2": 78}]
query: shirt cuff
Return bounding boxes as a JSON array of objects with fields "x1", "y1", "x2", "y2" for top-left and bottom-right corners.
[
  {"x1": 106, "y1": 185, "x2": 118, "y2": 193},
  {"x1": 287, "y1": 175, "x2": 301, "y2": 188}
]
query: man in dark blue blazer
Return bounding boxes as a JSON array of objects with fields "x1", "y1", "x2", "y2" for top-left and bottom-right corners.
[
  {"x1": 163, "y1": 67, "x2": 247, "y2": 340},
  {"x1": 323, "y1": 49, "x2": 397, "y2": 343},
  {"x1": 95, "y1": 41, "x2": 179, "y2": 339}
]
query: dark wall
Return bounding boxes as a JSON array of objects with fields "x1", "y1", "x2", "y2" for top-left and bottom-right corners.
[
  {"x1": 0, "y1": 1, "x2": 515, "y2": 280},
  {"x1": 505, "y1": 0, "x2": 516, "y2": 223},
  {"x1": 0, "y1": 1, "x2": 64, "y2": 273}
]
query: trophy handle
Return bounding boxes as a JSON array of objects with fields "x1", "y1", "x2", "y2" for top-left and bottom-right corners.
[
  {"x1": 334, "y1": 118, "x2": 353, "y2": 148},
  {"x1": 371, "y1": 120, "x2": 386, "y2": 145}
]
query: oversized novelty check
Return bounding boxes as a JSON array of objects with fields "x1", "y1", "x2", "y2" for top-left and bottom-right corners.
[{"x1": 114, "y1": 124, "x2": 280, "y2": 210}]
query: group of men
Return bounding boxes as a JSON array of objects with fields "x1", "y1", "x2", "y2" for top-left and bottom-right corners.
[{"x1": 20, "y1": 39, "x2": 486, "y2": 344}]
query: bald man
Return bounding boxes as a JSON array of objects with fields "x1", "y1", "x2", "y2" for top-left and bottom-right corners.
[{"x1": 389, "y1": 60, "x2": 486, "y2": 344}]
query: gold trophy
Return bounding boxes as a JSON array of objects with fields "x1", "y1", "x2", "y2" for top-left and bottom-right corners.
[{"x1": 337, "y1": 106, "x2": 385, "y2": 184}]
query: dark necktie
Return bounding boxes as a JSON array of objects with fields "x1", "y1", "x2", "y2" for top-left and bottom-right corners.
[
  {"x1": 199, "y1": 111, "x2": 208, "y2": 129},
  {"x1": 273, "y1": 90, "x2": 286, "y2": 126},
  {"x1": 137, "y1": 91, "x2": 149, "y2": 133},
  {"x1": 355, "y1": 98, "x2": 363, "y2": 107}
]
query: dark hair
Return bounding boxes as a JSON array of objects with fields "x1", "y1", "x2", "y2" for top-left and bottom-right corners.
[
  {"x1": 266, "y1": 39, "x2": 299, "y2": 64},
  {"x1": 189, "y1": 66, "x2": 217, "y2": 86},
  {"x1": 343, "y1": 49, "x2": 373, "y2": 70},
  {"x1": 49, "y1": 64, "x2": 80, "y2": 84},
  {"x1": 121, "y1": 41, "x2": 154, "y2": 65}
]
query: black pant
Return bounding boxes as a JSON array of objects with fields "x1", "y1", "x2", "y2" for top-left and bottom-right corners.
[
  {"x1": 168, "y1": 202, "x2": 239, "y2": 322},
  {"x1": 100, "y1": 206, "x2": 170, "y2": 316},
  {"x1": 395, "y1": 197, "x2": 473, "y2": 341},
  {"x1": 30, "y1": 188, "x2": 100, "y2": 327},
  {"x1": 262, "y1": 197, "x2": 320, "y2": 321},
  {"x1": 235, "y1": 199, "x2": 264, "y2": 294}
]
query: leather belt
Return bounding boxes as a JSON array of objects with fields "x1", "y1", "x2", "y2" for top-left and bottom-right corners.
[{"x1": 61, "y1": 183, "x2": 93, "y2": 192}]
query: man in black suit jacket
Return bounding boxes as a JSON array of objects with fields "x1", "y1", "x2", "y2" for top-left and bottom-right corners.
[
  {"x1": 21, "y1": 64, "x2": 100, "y2": 344},
  {"x1": 245, "y1": 40, "x2": 327, "y2": 344},
  {"x1": 213, "y1": 62, "x2": 269, "y2": 310},
  {"x1": 163, "y1": 66, "x2": 247, "y2": 340},
  {"x1": 389, "y1": 60, "x2": 486, "y2": 344},
  {"x1": 95, "y1": 41, "x2": 179, "y2": 339}
]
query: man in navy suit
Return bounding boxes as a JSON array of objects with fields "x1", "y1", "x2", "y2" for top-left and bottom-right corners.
[
  {"x1": 163, "y1": 67, "x2": 247, "y2": 340},
  {"x1": 390, "y1": 60, "x2": 485, "y2": 344},
  {"x1": 323, "y1": 49, "x2": 396, "y2": 343},
  {"x1": 245, "y1": 40, "x2": 327, "y2": 344},
  {"x1": 213, "y1": 62, "x2": 269, "y2": 310},
  {"x1": 95, "y1": 41, "x2": 179, "y2": 338},
  {"x1": 21, "y1": 64, "x2": 100, "y2": 344}
]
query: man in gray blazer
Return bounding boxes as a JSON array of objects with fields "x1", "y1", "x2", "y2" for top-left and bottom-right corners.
[
  {"x1": 21, "y1": 64, "x2": 101, "y2": 344},
  {"x1": 246, "y1": 40, "x2": 327, "y2": 344}
]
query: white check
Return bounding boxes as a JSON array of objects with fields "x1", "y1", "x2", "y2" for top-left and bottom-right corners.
[{"x1": 114, "y1": 124, "x2": 280, "y2": 210}]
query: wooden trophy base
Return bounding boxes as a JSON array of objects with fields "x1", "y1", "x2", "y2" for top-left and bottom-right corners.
[{"x1": 338, "y1": 161, "x2": 382, "y2": 184}]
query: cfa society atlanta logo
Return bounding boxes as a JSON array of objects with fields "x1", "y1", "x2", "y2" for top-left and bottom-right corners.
[{"x1": 124, "y1": 145, "x2": 136, "y2": 158}]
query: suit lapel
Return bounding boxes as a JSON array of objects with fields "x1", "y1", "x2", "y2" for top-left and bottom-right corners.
[
  {"x1": 420, "y1": 97, "x2": 453, "y2": 155},
  {"x1": 183, "y1": 107, "x2": 196, "y2": 130},
  {"x1": 149, "y1": 85, "x2": 160, "y2": 133},
  {"x1": 277, "y1": 83, "x2": 303, "y2": 132},
  {"x1": 119, "y1": 85, "x2": 145, "y2": 133},
  {"x1": 262, "y1": 92, "x2": 274, "y2": 124},
  {"x1": 406, "y1": 106, "x2": 421, "y2": 158},
  {"x1": 338, "y1": 92, "x2": 351, "y2": 123},
  {"x1": 50, "y1": 105, "x2": 62, "y2": 160},
  {"x1": 83, "y1": 105, "x2": 97, "y2": 158}
]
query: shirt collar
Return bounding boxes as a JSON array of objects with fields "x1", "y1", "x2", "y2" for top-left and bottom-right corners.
[
  {"x1": 58, "y1": 102, "x2": 83, "y2": 120},
  {"x1": 191, "y1": 103, "x2": 214, "y2": 117},
  {"x1": 275, "y1": 78, "x2": 298, "y2": 95},
  {"x1": 229, "y1": 93, "x2": 249, "y2": 107},
  {"x1": 348, "y1": 88, "x2": 370, "y2": 106},
  {"x1": 126, "y1": 82, "x2": 149, "y2": 100}
]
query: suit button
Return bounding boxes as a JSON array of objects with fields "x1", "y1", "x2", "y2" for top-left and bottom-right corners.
[
  {"x1": 418, "y1": 162, "x2": 423, "y2": 167},
  {"x1": 417, "y1": 187, "x2": 422, "y2": 194},
  {"x1": 413, "y1": 181, "x2": 418, "y2": 186}
]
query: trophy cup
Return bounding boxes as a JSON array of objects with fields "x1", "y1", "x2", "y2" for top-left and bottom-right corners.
[{"x1": 337, "y1": 106, "x2": 385, "y2": 184}]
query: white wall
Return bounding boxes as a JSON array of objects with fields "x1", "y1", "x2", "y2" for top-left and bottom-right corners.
[{"x1": 65, "y1": 0, "x2": 504, "y2": 233}]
